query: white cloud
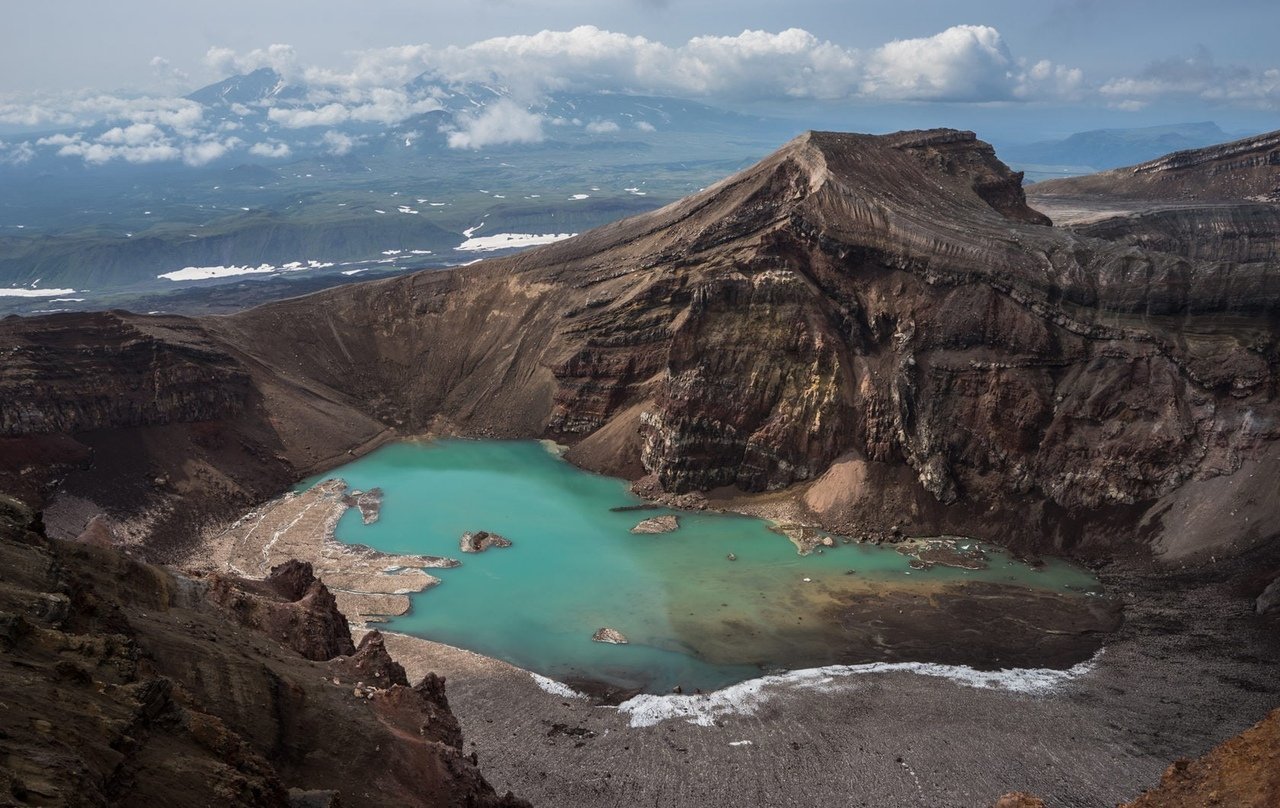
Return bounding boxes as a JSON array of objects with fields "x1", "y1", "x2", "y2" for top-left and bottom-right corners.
[
  {"x1": 182, "y1": 137, "x2": 241, "y2": 166},
  {"x1": 585, "y1": 119, "x2": 620, "y2": 134},
  {"x1": 634, "y1": 121, "x2": 656, "y2": 132},
  {"x1": 1101, "y1": 50, "x2": 1280, "y2": 110},
  {"x1": 417, "y1": 25, "x2": 1081, "y2": 104},
  {"x1": 34, "y1": 127, "x2": 240, "y2": 167},
  {"x1": 98, "y1": 122, "x2": 165, "y2": 146},
  {"x1": 0, "y1": 141, "x2": 36, "y2": 165},
  {"x1": 149, "y1": 55, "x2": 190, "y2": 86},
  {"x1": 0, "y1": 94, "x2": 205, "y2": 137},
  {"x1": 200, "y1": 25, "x2": 1082, "y2": 108},
  {"x1": 205, "y1": 43, "x2": 299, "y2": 79},
  {"x1": 249, "y1": 140, "x2": 292, "y2": 158},
  {"x1": 269, "y1": 102, "x2": 350, "y2": 128},
  {"x1": 444, "y1": 99, "x2": 545, "y2": 149},
  {"x1": 863, "y1": 26, "x2": 1011, "y2": 101},
  {"x1": 49, "y1": 135, "x2": 182, "y2": 165},
  {"x1": 321, "y1": 130, "x2": 357, "y2": 155}
]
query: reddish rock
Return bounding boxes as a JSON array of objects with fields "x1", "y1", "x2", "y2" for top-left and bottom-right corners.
[
  {"x1": 332, "y1": 629, "x2": 409, "y2": 688},
  {"x1": 206, "y1": 560, "x2": 356, "y2": 661},
  {"x1": 1120, "y1": 708, "x2": 1280, "y2": 808}
]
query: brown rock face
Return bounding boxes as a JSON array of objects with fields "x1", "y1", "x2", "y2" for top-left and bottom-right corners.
[
  {"x1": 0, "y1": 311, "x2": 251, "y2": 436},
  {"x1": 1065, "y1": 203, "x2": 1280, "y2": 263},
  {"x1": 0, "y1": 496, "x2": 527, "y2": 807},
  {"x1": 333, "y1": 629, "x2": 410, "y2": 688},
  {"x1": 459, "y1": 530, "x2": 513, "y2": 553},
  {"x1": 206, "y1": 559, "x2": 356, "y2": 661},
  {"x1": 1029, "y1": 131, "x2": 1280, "y2": 270},
  {"x1": 3, "y1": 128, "x2": 1279, "y2": 561}
]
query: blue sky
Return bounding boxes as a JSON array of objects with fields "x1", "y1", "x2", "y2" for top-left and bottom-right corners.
[{"x1": 1, "y1": 0, "x2": 1277, "y2": 142}]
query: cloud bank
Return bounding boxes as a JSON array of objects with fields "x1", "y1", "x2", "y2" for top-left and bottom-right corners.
[{"x1": 0, "y1": 25, "x2": 1274, "y2": 166}]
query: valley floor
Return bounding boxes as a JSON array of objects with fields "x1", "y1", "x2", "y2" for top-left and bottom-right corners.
[{"x1": 369, "y1": 557, "x2": 1277, "y2": 808}]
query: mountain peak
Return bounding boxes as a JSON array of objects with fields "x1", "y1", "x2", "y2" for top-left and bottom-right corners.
[
  {"x1": 777, "y1": 128, "x2": 1050, "y2": 225},
  {"x1": 187, "y1": 67, "x2": 287, "y2": 107}
]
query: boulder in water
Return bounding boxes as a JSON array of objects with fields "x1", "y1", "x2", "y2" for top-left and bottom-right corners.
[
  {"x1": 591, "y1": 627, "x2": 628, "y2": 644},
  {"x1": 630, "y1": 515, "x2": 679, "y2": 534}
]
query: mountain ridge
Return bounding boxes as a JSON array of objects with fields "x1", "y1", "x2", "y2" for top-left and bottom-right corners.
[
  {"x1": 3, "y1": 127, "x2": 1276, "y2": 564},
  {"x1": 1030, "y1": 128, "x2": 1280, "y2": 201}
]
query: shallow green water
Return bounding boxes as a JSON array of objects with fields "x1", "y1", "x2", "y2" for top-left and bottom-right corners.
[{"x1": 306, "y1": 439, "x2": 1101, "y2": 693}]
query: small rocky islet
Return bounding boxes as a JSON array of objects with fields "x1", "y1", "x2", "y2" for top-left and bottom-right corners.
[{"x1": 459, "y1": 530, "x2": 514, "y2": 553}]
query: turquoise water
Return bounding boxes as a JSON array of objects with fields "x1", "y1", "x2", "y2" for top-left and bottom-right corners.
[{"x1": 306, "y1": 439, "x2": 1101, "y2": 693}]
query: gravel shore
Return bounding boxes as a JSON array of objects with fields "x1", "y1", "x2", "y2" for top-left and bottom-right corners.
[{"x1": 374, "y1": 553, "x2": 1279, "y2": 808}]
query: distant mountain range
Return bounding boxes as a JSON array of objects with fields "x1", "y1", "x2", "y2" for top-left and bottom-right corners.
[{"x1": 1000, "y1": 121, "x2": 1238, "y2": 178}]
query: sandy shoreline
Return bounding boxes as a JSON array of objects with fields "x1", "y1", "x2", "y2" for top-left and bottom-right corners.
[{"x1": 193, "y1": 478, "x2": 459, "y2": 624}]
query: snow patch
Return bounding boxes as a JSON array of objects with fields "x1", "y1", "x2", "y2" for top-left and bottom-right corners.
[
  {"x1": 530, "y1": 673, "x2": 587, "y2": 699},
  {"x1": 158, "y1": 260, "x2": 335, "y2": 282},
  {"x1": 0, "y1": 287, "x2": 78, "y2": 297},
  {"x1": 457, "y1": 233, "x2": 576, "y2": 252},
  {"x1": 617, "y1": 655, "x2": 1101, "y2": 728}
]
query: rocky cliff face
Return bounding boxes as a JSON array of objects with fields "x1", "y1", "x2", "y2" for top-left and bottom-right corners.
[
  {"x1": 0, "y1": 311, "x2": 251, "y2": 436},
  {"x1": 209, "y1": 129, "x2": 1278, "y2": 558},
  {"x1": 3, "y1": 129, "x2": 1278, "y2": 561},
  {"x1": 1066, "y1": 203, "x2": 1280, "y2": 263},
  {"x1": 1027, "y1": 130, "x2": 1279, "y2": 267},
  {"x1": 0, "y1": 495, "x2": 526, "y2": 807}
]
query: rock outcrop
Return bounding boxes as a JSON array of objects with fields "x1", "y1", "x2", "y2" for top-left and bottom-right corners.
[
  {"x1": 205, "y1": 559, "x2": 356, "y2": 661},
  {"x1": 2, "y1": 128, "x2": 1279, "y2": 562},
  {"x1": 1064, "y1": 203, "x2": 1280, "y2": 263},
  {"x1": 460, "y1": 531, "x2": 513, "y2": 553},
  {"x1": 0, "y1": 495, "x2": 527, "y2": 807},
  {"x1": 1257, "y1": 577, "x2": 1280, "y2": 615}
]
